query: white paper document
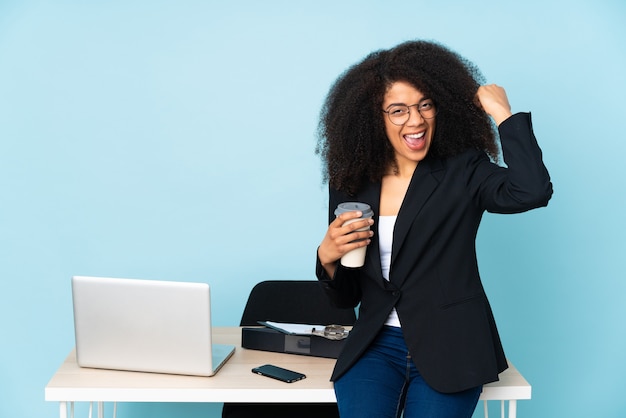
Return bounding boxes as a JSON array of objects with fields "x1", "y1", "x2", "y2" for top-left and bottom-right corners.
[
  {"x1": 258, "y1": 321, "x2": 325, "y2": 335},
  {"x1": 257, "y1": 321, "x2": 350, "y2": 340}
]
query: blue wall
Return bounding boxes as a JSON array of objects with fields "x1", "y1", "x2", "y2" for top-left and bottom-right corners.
[{"x1": 1, "y1": 1, "x2": 624, "y2": 417}]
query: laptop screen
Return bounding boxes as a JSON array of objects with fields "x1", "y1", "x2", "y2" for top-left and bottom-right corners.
[{"x1": 72, "y1": 276, "x2": 234, "y2": 376}]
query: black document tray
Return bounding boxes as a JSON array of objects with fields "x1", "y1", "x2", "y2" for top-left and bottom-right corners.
[{"x1": 241, "y1": 327, "x2": 346, "y2": 359}]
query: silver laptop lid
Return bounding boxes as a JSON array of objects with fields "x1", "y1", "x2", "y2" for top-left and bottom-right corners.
[{"x1": 72, "y1": 276, "x2": 234, "y2": 376}]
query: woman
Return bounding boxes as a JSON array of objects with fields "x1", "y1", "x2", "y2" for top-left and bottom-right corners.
[{"x1": 315, "y1": 40, "x2": 552, "y2": 418}]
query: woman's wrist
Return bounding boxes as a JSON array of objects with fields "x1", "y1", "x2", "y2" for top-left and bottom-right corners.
[{"x1": 491, "y1": 109, "x2": 513, "y2": 127}]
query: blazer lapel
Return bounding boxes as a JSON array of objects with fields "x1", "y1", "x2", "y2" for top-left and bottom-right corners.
[
  {"x1": 355, "y1": 157, "x2": 444, "y2": 289},
  {"x1": 392, "y1": 157, "x2": 444, "y2": 263}
]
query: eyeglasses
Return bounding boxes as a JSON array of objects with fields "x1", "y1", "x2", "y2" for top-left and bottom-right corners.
[
  {"x1": 382, "y1": 99, "x2": 437, "y2": 126},
  {"x1": 311, "y1": 325, "x2": 349, "y2": 340}
]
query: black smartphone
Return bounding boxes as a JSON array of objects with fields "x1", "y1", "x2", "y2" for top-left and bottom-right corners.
[{"x1": 251, "y1": 364, "x2": 307, "y2": 383}]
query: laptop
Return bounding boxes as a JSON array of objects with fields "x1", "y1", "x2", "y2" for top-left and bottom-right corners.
[{"x1": 71, "y1": 275, "x2": 235, "y2": 376}]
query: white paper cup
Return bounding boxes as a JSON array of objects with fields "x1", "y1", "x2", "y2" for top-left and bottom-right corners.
[{"x1": 334, "y1": 202, "x2": 374, "y2": 268}]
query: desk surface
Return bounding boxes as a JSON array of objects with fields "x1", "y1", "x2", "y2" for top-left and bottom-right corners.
[{"x1": 45, "y1": 327, "x2": 531, "y2": 403}]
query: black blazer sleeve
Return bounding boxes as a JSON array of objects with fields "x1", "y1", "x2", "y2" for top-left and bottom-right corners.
[{"x1": 470, "y1": 112, "x2": 553, "y2": 213}]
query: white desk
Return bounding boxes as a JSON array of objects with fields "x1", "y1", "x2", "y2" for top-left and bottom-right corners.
[{"x1": 45, "y1": 327, "x2": 531, "y2": 418}]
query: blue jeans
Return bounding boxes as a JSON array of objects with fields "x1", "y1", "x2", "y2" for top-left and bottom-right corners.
[{"x1": 334, "y1": 326, "x2": 482, "y2": 418}]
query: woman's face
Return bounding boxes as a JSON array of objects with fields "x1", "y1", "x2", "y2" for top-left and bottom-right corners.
[{"x1": 382, "y1": 81, "x2": 436, "y2": 171}]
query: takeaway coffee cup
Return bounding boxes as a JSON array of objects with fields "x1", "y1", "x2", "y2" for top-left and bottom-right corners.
[{"x1": 334, "y1": 202, "x2": 374, "y2": 268}]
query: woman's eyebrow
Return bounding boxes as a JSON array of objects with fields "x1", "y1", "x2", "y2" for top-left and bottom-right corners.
[{"x1": 385, "y1": 97, "x2": 429, "y2": 107}]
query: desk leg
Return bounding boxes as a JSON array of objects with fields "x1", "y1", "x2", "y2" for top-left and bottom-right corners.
[
  {"x1": 483, "y1": 399, "x2": 518, "y2": 418},
  {"x1": 508, "y1": 400, "x2": 517, "y2": 418},
  {"x1": 98, "y1": 402, "x2": 104, "y2": 418},
  {"x1": 59, "y1": 401, "x2": 76, "y2": 418}
]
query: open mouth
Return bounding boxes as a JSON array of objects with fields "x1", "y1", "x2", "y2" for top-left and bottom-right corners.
[{"x1": 403, "y1": 131, "x2": 426, "y2": 150}]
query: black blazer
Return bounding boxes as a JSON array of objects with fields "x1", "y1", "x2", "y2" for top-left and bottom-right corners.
[{"x1": 316, "y1": 113, "x2": 552, "y2": 393}]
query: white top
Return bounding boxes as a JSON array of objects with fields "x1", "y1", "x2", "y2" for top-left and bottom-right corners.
[{"x1": 378, "y1": 216, "x2": 401, "y2": 327}]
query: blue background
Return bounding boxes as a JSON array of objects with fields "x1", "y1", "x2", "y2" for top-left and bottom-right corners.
[{"x1": 1, "y1": 1, "x2": 625, "y2": 417}]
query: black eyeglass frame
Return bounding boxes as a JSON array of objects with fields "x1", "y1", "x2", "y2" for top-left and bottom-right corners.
[{"x1": 382, "y1": 99, "x2": 438, "y2": 126}]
